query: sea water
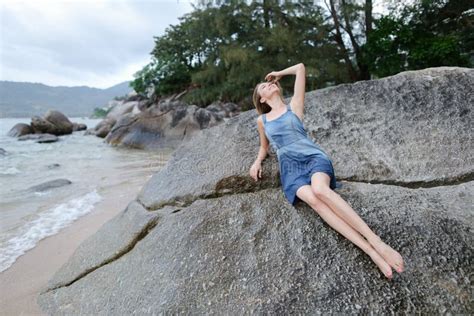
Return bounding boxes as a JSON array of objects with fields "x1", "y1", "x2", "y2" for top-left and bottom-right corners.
[{"x1": 0, "y1": 117, "x2": 172, "y2": 272}]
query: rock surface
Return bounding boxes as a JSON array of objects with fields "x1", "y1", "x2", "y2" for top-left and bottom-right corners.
[
  {"x1": 72, "y1": 122, "x2": 87, "y2": 131},
  {"x1": 31, "y1": 110, "x2": 74, "y2": 135},
  {"x1": 18, "y1": 133, "x2": 59, "y2": 143},
  {"x1": 85, "y1": 97, "x2": 140, "y2": 138},
  {"x1": 88, "y1": 94, "x2": 241, "y2": 149},
  {"x1": 37, "y1": 67, "x2": 473, "y2": 314},
  {"x1": 7, "y1": 109, "x2": 86, "y2": 138},
  {"x1": 7, "y1": 123, "x2": 34, "y2": 137},
  {"x1": 102, "y1": 100, "x2": 230, "y2": 150},
  {"x1": 28, "y1": 179, "x2": 72, "y2": 192}
]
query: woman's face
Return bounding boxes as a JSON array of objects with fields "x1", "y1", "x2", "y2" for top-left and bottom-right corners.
[{"x1": 258, "y1": 82, "x2": 279, "y2": 103}]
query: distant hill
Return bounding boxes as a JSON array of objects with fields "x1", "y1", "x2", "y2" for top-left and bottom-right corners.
[{"x1": 0, "y1": 81, "x2": 133, "y2": 118}]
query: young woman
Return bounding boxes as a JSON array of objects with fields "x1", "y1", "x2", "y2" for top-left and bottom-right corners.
[{"x1": 249, "y1": 63, "x2": 404, "y2": 279}]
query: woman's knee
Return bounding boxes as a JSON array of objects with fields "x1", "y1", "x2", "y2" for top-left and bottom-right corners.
[
  {"x1": 299, "y1": 190, "x2": 325, "y2": 210},
  {"x1": 296, "y1": 185, "x2": 321, "y2": 208},
  {"x1": 311, "y1": 183, "x2": 331, "y2": 199},
  {"x1": 310, "y1": 172, "x2": 332, "y2": 198}
]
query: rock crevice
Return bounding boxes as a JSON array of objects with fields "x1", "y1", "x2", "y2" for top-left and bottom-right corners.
[{"x1": 41, "y1": 215, "x2": 160, "y2": 294}]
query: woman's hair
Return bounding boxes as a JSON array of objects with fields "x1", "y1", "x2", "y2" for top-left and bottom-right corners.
[{"x1": 252, "y1": 80, "x2": 285, "y2": 115}]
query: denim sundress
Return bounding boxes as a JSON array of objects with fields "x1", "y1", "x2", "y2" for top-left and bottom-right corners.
[{"x1": 263, "y1": 103, "x2": 343, "y2": 205}]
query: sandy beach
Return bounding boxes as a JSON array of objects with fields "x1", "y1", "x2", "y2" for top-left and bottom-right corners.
[{"x1": 0, "y1": 173, "x2": 156, "y2": 315}]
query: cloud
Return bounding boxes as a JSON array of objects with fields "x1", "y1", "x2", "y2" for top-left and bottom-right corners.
[{"x1": 0, "y1": 0, "x2": 194, "y2": 88}]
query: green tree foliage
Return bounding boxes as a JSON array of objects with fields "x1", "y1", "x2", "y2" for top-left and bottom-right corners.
[
  {"x1": 362, "y1": 0, "x2": 473, "y2": 77},
  {"x1": 130, "y1": 0, "x2": 472, "y2": 108},
  {"x1": 91, "y1": 106, "x2": 112, "y2": 118},
  {"x1": 131, "y1": 1, "x2": 343, "y2": 107}
]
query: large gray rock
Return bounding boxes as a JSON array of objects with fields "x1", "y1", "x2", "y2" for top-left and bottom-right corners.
[
  {"x1": 7, "y1": 123, "x2": 34, "y2": 137},
  {"x1": 304, "y1": 67, "x2": 473, "y2": 184},
  {"x1": 85, "y1": 117, "x2": 116, "y2": 138},
  {"x1": 103, "y1": 101, "x2": 226, "y2": 150},
  {"x1": 72, "y1": 122, "x2": 87, "y2": 131},
  {"x1": 37, "y1": 67, "x2": 473, "y2": 314},
  {"x1": 85, "y1": 100, "x2": 138, "y2": 138},
  {"x1": 28, "y1": 179, "x2": 72, "y2": 192},
  {"x1": 8, "y1": 110, "x2": 85, "y2": 139},
  {"x1": 37, "y1": 182, "x2": 472, "y2": 314},
  {"x1": 18, "y1": 133, "x2": 59, "y2": 143},
  {"x1": 88, "y1": 93, "x2": 241, "y2": 149},
  {"x1": 31, "y1": 110, "x2": 74, "y2": 135},
  {"x1": 104, "y1": 100, "x2": 137, "y2": 121}
]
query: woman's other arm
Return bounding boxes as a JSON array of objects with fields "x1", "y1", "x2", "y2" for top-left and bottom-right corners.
[
  {"x1": 250, "y1": 115, "x2": 269, "y2": 181},
  {"x1": 255, "y1": 115, "x2": 269, "y2": 162}
]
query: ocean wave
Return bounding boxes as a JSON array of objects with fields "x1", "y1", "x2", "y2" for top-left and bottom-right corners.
[
  {"x1": 0, "y1": 167, "x2": 21, "y2": 175},
  {"x1": 0, "y1": 190, "x2": 102, "y2": 273}
]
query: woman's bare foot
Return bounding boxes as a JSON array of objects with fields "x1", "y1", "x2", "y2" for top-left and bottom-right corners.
[
  {"x1": 367, "y1": 248, "x2": 393, "y2": 279},
  {"x1": 368, "y1": 237, "x2": 404, "y2": 273}
]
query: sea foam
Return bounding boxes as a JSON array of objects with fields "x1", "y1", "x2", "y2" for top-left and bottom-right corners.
[{"x1": 0, "y1": 190, "x2": 102, "y2": 273}]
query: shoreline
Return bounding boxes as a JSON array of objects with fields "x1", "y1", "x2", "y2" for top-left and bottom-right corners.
[{"x1": 0, "y1": 175, "x2": 152, "y2": 315}]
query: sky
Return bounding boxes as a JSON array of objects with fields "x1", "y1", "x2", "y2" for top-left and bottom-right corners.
[{"x1": 0, "y1": 0, "x2": 195, "y2": 89}]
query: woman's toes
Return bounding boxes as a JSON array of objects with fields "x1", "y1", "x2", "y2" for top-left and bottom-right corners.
[
  {"x1": 395, "y1": 261, "x2": 404, "y2": 273},
  {"x1": 398, "y1": 264, "x2": 404, "y2": 272},
  {"x1": 369, "y1": 249, "x2": 394, "y2": 279},
  {"x1": 371, "y1": 239, "x2": 404, "y2": 273},
  {"x1": 397, "y1": 258, "x2": 404, "y2": 270}
]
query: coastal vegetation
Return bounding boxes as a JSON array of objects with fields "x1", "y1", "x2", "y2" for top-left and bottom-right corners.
[{"x1": 130, "y1": 0, "x2": 472, "y2": 109}]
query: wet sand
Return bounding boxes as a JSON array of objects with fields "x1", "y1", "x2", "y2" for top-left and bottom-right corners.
[{"x1": 0, "y1": 173, "x2": 157, "y2": 315}]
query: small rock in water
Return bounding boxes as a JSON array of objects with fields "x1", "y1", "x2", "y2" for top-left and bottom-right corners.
[
  {"x1": 18, "y1": 133, "x2": 59, "y2": 143},
  {"x1": 28, "y1": 178, "x2": 72, "y2": 192}
]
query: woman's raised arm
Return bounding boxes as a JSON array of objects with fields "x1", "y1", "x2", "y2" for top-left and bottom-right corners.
[{"x1": 273, "y1": 63, "x2": 306, "y2": 119}]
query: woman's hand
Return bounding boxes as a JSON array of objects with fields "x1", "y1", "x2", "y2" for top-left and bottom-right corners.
[
  {"x1": 249, "y1": 161, "x2": 263, "y2": 181},
  {"x1": 265, "y1": 71, "x2": 282, "y2": 83}
]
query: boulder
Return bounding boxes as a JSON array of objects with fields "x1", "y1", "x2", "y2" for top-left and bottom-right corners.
[
  {"x1": 72, "y1": 122, "x2": 87, "y2": 131},
  {"x1": 85, "y1": 99, "x2": 144, "y2": 138},
  {"x1": 8, "y1": 110, "x2": 84, "y2": 139},
  {"x1": 86, "y1": 118, "x2": 116, "y2": 138},
  {"x1": 38, "y1": 183, "x2": 472, "y2": 314},
  {"x1": 104, "y1": 100, "x2": 136, "y2": 121},
  {"x1": 44, "y1": 109, "x2": 74, "y2": 134},
  {"x1": 89, "y1": 93, "x2": 239, "y2": 148},
  {"x1": 206, "y1": 100, "x2": 240, "y2": 118},
  {"x1": 7, "y1": 123, "x2": 34, "y2": 137},
  {"x1": 31, "y1": 110, "x2": 73, "y2": 135},
  {"x1": 28, "y1": 179, "x2": 72, "y2": 192},
  {"x1": 30, "y1": 110, "x2": 73, "y2": 135},
  {"x1": 30, "y1": 116, "x2": 57, "y2": 134},
  {"x1": 38, "y1": 67, "x2": 473, "y2": 314},
  {"x1": 18, "y1": 133, "x2": 59, "y2": 143},
  {"x1": 103, "y1": 101, "x2": 225, "y2": 150}
]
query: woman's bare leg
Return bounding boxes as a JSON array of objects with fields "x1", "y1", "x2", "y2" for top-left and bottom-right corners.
[
  {"x1": 296, "y1": 185, "x2": 393, "y2": 279},
  {"x1": 310, "y1": 172, "x2": 404, "y2": 273}
]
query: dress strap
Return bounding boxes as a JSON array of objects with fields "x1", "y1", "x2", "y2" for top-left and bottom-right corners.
[
  {"x1": 286, "y1": 103, "x2": 291, "y2": 111},
  {"x1": 262, "y1": 113, "x2": 267, "y2": 124}
]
